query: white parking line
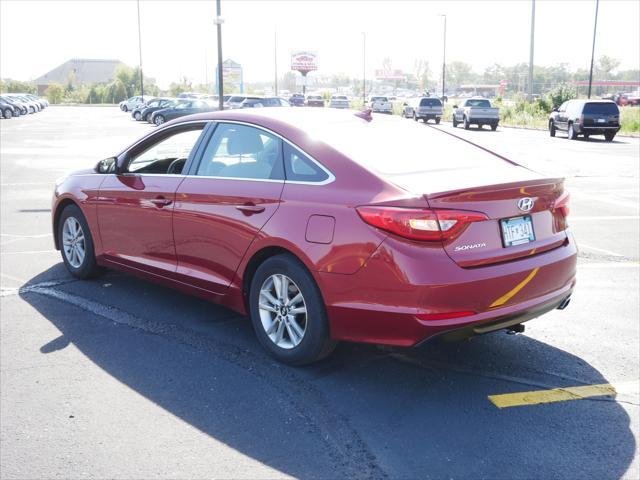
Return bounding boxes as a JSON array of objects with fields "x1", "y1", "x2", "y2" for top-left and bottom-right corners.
[
  {"x1": 0, "y1": 250, "x2": 57, "y2": 255},
  {"x1": 578, "y1": 243, "x2": 625, "y2": 257},
  {"x1": 572, "y1": 192, "x2": 640, "y2": 210},
  {"x1": 570, "y1": 216, "x2": 640, "y2": 221},
  {"x1": 578, "y1": 263, "x2": 639, "y2": 269},
  {"x1": 0, "y1": 233, "x2": 52, "y2": 238}
]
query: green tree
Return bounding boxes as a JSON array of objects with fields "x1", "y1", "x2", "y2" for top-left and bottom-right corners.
[
  {"x1": 105, "y1": 79, "x2": 128, "y2": 103},
  {"x1": 4, "y1": 80, "x2": 36, "y2": 94},
  {"x1": 169, "y1": 76, "x2": 192, "y2": 97},
  {"x1": 44, "y1": 83, "x2": 64, "y2": 104},
  {"x1": 446, "y1": 61, "x2": 476, "y2": 88},
  {"x1": 596, "y1": 55, "x2": 621, "y2": 79}
]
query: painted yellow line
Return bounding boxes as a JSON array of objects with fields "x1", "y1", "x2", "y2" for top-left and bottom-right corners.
[
  {"x1": 489, "y1": 383, "x2": 616, "y2": 409},
  {"x1": 489, "y1": 267, "x2": 539, "y2": 308}
]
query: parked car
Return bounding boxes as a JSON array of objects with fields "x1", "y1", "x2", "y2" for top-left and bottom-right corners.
[
  {"x1": 52, "y1": 109, "x2": 575, "y2": 365},
  {"x1": 452, "y1": 97, "x2": 500, "y2": 130},
  {"x1": 119, "y1": 95, "x2": 149, "y2": 112},
  {"x1": 289, "y1": 93, "x2": 305, "y2": 106},
  {"x1": 149, "y1": 99, "x2": 218, "y2": 125},
  {"x1": 306, "y1": 95, "x2": 325, "y2": 107},
  {"x1": 549, "y1": 99, "x2": 620, "y2": 141},
  {"x1": 404, "y1": 97, "x2": 443, "y2": 123},
  {"x1": 0, "y1": 96, "x2": 21, "y2": 119},
  {"x1": 131, "y1": 97, "x2": 173, "y2": 121},
  {"x1": 6, "y1": 94, "x2": 40, "y2": 113},
  {"x1": 226, "y1": 96, "x2": 290, "y2": 109},
  {"x1": 225, "y1": 95, "x2": 250, "y2": 108},
  {"x1": 329, "y1": 95, "x2": 350, "y2": 109},
  {"x1": 0, "y1": 96, "x2": 27, "y2": 116},
  {"x1": 369, "y1": 96, "x2": 393, "y2": 114}
]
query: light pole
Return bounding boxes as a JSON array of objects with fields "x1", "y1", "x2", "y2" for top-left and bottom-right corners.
[
  {"x1": 274, "y1": 28, "x2": 278, "y2": 96},
  {"x1": 362, "y1": 32, "x2": 366, "y2": 104},
  {"x1": 214, "y1": 0, "x2": 224, "y2": 111},
  {"x1": 137, "y1": 0, "x2": 144, "y2": 98},
  {"x1": 440, "y1": 15, "x2": 446, "y2": 100},
  {"x1": 527, "y1": 0, "x2": 535, "y2": 101},
  {"x1": 587, "y1": 0, "x2": 600, "y2": 98}
]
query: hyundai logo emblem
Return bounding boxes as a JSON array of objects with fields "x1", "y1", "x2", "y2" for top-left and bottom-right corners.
[{"x1": 517, "y1": 197, "x2": 535, "y2": 212}]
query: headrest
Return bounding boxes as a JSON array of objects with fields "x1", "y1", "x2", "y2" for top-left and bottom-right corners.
[{"x1": 226, "y1": 128, "x2": 264, "y2": 155}]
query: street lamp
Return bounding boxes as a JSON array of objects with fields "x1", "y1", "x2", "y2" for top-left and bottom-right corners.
[
  {"x1": 214, "y1": 0, "x2": 224, "y2": 111},
  {"x1": 439, "y1": 15, "x2": 446, "y2": 101}
]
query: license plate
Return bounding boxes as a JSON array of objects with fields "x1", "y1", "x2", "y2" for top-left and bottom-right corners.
[
  {"x1": 597, "y1": 118, "x2": 606, "y2": 123},
  {"x1": 500, "y1": 215, "x2": 535, "y2": 247}
]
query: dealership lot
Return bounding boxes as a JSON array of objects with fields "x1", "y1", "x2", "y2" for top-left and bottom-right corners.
[{"x1": 1, "y1": 107, "x2": 638, "y2": 479}]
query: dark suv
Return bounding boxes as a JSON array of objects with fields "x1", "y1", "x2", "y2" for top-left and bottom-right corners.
[{"x1": 549, "y1": 99, "x2": 620, "y2": 141}]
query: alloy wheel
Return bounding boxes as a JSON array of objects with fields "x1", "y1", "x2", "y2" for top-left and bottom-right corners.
[
  {"x1": 259, "y1": 274, "x2": 307, "y2": 349},
  {"x1": 62, "y1": 217, "x2": 86, "y2": 268}
]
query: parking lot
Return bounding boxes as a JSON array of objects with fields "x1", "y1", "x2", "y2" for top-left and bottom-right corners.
[{"x1": 1, "y1": 106, "x2": 638, "y2": 479}]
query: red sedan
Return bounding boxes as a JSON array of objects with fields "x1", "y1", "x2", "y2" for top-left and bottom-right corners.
[{"x1": 52, "y1": 108, "x2": 576, "y2": 364}]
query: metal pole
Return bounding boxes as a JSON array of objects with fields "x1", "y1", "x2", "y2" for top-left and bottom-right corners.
[
  {"x1": 274, "y1": 29, "x2": 278, "y2": 96},
  {"x1": 528, "y1": 0, "x2": 535, "y2": 101},
  {"x1": 588, "y1": 0, "x2": 599, "y2": 99},
  {"x1": 137, "y1": 0, "x2": 144, "y2": 98},
  {"x1": 216, "y1": 0, "x2": 224, "y2": 110},
  {"x1": 441, "y1": 15, "x2": 446, "y2": 100},
  {"x1": 362, "y1": 32, "x2": 366, "y2": 104}
]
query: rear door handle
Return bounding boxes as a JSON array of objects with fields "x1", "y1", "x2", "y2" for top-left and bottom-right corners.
[
  {"x1": 150, "y1": 196, "x2": 173, "y2": 207},
  {"x1": 236, "y1": 204, "x2": 265, "y2": 214}
]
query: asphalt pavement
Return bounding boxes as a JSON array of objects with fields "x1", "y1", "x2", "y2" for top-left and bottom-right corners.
[{"x1": 1, "y1": 107, "x2": 638, "y2": 479}]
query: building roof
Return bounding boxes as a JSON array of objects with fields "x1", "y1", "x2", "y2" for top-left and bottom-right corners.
[{"x1": 34, "y1": 58, "x2": 127, "y2": 86}]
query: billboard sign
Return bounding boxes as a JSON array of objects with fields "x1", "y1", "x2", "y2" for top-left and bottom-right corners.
[
  {"x1": 375, "y1": 69, "x2": 406, "y2": 81},
  {"x1": 291, "y1": 51, "x2": 318, "y2": 73}
]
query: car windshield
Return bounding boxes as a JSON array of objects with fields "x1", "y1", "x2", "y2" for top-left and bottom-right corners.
[
  {"x1": 333, "y1": 96, "x2": 348, "y2": 100},
  {"x1": 584, "y1": 102, "x2": 619, "y2": 115},
  {"x1": 419, "y1": 98, "x2": 442, "y2": 107},
  {"x1": 466, "y1": 99, "x2": 491, "y2": 107},
  {"x1": 371, "y1": 97, "x2": 388, "y2": 102},
  {"x1": 228, "y1": 96, "x2": 246, "y2": 103}
]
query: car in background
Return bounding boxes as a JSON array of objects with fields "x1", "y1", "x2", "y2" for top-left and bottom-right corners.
[
  {"x1": 1, "y1": 96, "x2": 27, "y2": 116},
  {"x1": 289, "y1": 93, "x2": 305, "y2": 106},
  {"x1": 549, "y1": 99, "x2": 620, "y2": 141},
  {"x1": 119, "y1": 95, "x2": 149, "y2": 112},
  {"x1": 405, "y1": 97, "x2": 443, "y2": 123},
  {"x1": 225, "y1": 96, "x2": 290, "y2": 109},
  {"x1": 131, "y1": 97, "x2": 173, "y2": 121},
  {"x1": 53, "y1": 108, "x2": 576, "y2": 365},
  {"x1": 149, "y1": 99, "x2": 218, "y2": 125},
  {"x1": 452, "y1": 97, "x2": 500, "y2": 130},
  {"x1": 6, "y1": 94, "x2": 40, "y2": 113},
  {"x1": 0, "y1": 96, "x2": 22, "y2": 119},
  {"x1": 329, "y1": 95, "x2": 350, "y2": 109},
  {"x1": 306, "y1": 95, "x2": 325, "y2": 107},
  {"x1": 369, "y1": 96, "x2": 393, "y2": 114}
]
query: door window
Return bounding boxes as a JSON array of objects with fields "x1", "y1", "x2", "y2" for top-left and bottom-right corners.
[
  {"x1": 283, "y1": 144, "x2": 329, "y2": 183},
  {"x1": 128, "y1": 126, "x2": 205, "y2": 175},
  {"x1": 196, "y1": 123, "x2": 284, "y2": 180}
]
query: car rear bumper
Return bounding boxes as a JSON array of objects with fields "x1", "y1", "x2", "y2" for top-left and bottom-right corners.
[
  {"x1": 579, "y1": 125, "x2": 620, "y2": 133},
  {"x1": 318, "y1": 232, "x2": 577, "y2": 347},
  {"x1": 468, "y1": 117, "x2": 499, "y2": 124}
]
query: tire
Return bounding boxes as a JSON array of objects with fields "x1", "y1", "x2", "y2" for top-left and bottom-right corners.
[
  {"x1": 57, "y1": 204, "x2": 103, "y2": 279},
  {"x1": 463, "y1": 116, "x2": 470, "y2": 130},
  {"x1": 122, "y1": 105, "x2": 128, "y2": 112},
  {"x1": 435, "y1": 117, "x2": 441, "y2": 124},
  {"x1": 583, "y1": 133, "x2": 590, "y2": 140},
  {"x1": 3, "y1": 109, "x2": 11, "y2": 119},
  {"x1": 154, "y1": 115, "x2": 165, "y2": 126},
  {"x1": 249, "y1": 254, "x2": 336, "y2": 365},
  {"x1": 549, "y1": 121, "x2": 556, "y2": 137},
  {"x1": 452, "y1": 116, "x2": 458, "y2": 128},
  {"x1": 413, "y1": 112, "x2": 418, "y2": 122},
  {"x1": 604, "y1": 131, "x2": 616, "y2": 142},
  {"x1": 567, "y1": 122, "x2": 577, "y2": 140},
  {"x1": 134, "y1": 111, "x2": 142, "y2": 121},
  {"x1": 491, "y1": 123, "x2": 497, "y2": 131},
  {"x1": 422, "y1": 117, "x2": 429, "y2": 123}
]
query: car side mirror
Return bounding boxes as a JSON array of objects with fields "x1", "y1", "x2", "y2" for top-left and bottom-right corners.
[
  {"x1": 95, "y1": 157, "x2": 117, "y2": 174},
  {"x1": 453, "y1": 105, "x2": 458, "y2": 109},
  {"x1": 552, "y1": 107, "x2": 559, "y2": 112}
]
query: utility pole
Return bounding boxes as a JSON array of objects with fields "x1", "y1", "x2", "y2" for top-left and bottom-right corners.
[
  {"x1": 528, "y1": 0, "x2": 535, "y2": 101},
  {"x1": 274, "y1": 29, "x2": 278, "y2": 96},
  {"x1": 214, "y1": 0, "x2": 224, "y2": 110},
  {"x1": 137, "y1": 0, "x2": 144, "y2": 98},
  {"x1": 440, "y1": 15, "x2": 446, "y2": 100},
  {"x1": 362, "y1": 32, "x2": 366, "y2": 104},
  {"x1": 588, "y1": 0, "x2": 600, "y2": 99}
]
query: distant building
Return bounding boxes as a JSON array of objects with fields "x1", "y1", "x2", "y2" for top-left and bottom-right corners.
[{"x1": 33, "y1": 58, "x2": 127, "y2": 95}]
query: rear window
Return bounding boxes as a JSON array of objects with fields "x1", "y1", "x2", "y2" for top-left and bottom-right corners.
[
  {"x1": 419, "y1": 98, "x2": 442, "y2": 107},
  {"x1": 583, "y1": 102, "x2": 619, "y2": 115},
  {"x1": 466, "y1": 99, "x2": 491, "y2": 107},
  {"x1": 371, "y1": 97, "x2": 388, "y2": 102}
]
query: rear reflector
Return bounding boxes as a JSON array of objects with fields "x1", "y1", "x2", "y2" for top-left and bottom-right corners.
[
  {"x1": 356, "y1": 206, "x2": 488, "y2": 242},
  {"x1": 417, "y1": 311, "x2": 476, "y2": 321}
]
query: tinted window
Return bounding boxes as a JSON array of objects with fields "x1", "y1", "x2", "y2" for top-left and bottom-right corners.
[
  {"x1": 283, "y1": 144, "x2": 329, "y2": 183},
  {"x1": 419, "y1": 98, "x2": 442, "y2": 107},
  {"x1": 128, "y1": 126, "x2": 205, "y2": 174},
  {"x1": 583, "y1": 102, "x2": 619, "y2": 115},
  {"x1": 466, "y1": 99, "x2": 491, "y2": 107},
  {"x1": 371, "y1": 97, "x2": 388, "y2": 102},
  {"x1": 196, "y1": 123, "x2": 283, "y2": 180}
]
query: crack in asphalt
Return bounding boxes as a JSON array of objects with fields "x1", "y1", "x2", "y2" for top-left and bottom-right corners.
[{"x1": 21, "y1": 285, "x2": 388, "y2": 480}]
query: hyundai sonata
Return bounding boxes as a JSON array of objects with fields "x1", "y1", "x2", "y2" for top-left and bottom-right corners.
[{"x1": 52, "y1": 108, "x2": 576, "y2": 364}]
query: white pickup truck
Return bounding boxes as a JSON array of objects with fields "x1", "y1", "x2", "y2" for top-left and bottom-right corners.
[
  {"x1": 369, "y1": 96, "x2": 393, "y2": 114},
  {"x1": 452, "y1": 97, "x2": 500, "y2": 130}
]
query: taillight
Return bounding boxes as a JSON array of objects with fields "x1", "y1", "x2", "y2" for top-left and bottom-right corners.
[
  {"x1": 579, "y1": 114, "x2": 584, "y2": 126},
  {"x1": 356, "y1": 206, "x2": 488, "y2": 242},
  {"x1": 553, "y1": 191, "x2": 570, "y2": 218}
]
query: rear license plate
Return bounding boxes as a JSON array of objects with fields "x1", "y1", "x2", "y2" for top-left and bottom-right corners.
[
  {"x1": 500, "y1": 215, "x2": 535, "y2": 247},
  {"x1": 597, "y1": 118, "x2": 606, "y2": 123}
]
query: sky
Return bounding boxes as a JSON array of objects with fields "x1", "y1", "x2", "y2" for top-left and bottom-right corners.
[{"x1": 1, "y1": 0, "x2": 639, "y2": 89}]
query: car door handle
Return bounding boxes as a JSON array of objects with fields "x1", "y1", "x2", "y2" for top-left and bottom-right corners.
[
  {"x1": 150, "y1": 196, "x2": 172, "y2": 207},
  {"x1": 236, "y1": 204, "x2": 265, "y2": 214}
]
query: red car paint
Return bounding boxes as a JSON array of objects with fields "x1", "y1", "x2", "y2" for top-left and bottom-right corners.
[{"x1": 53, "y1": 108, "x2": 576, "y2": 347}]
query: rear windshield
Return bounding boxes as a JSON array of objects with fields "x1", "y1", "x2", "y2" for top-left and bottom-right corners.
[
  {"x1": 371, "y1": 97, "x2": 388, "y2": 102},
  {"x1": 333, "y1": 96, "x2": 348, "y2": 100},
  {"x1": 228, "y1": 96, "x2": 246, "y2": 103},
  {"x1": 583, "y1": 102, "x2": 619, "y2": 115},
  {"x1": 465, "y1": 99, "x2": 491, "y2": 107},
  {"x1": 419, "y1": 98, "x2": 442, "y2": 107}
]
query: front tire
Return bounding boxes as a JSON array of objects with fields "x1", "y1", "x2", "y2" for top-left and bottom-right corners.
[
  {"x1": 413, "y1": 112, "x2": 418, "y2": 122},
  {"x1": 3, "y1": 109, "x2": 12, "y2": 119},
  {"x1": 491, "y1": 123, "x2": 497, "y2": 131},
  {"x1": 122, "y1": 105, "x2": 128, "y2": 112},
  {"x1": 463, "y1": 116, "x2": 470, "y2": 130},
  {"x1": 452, "y1": 116, "x2": 458, "y2": 128},
  {"x1": 134, "y1": 111, "x2": 142, "y2": 121},
  {"x1": 249, "y1": 254, "x2": 336, "y2": 365},
  {"x1": 58, "y1": 204, "x2": 103, "y2": 279},
  {"x1": 549, "y1": 121, "x2": 556, "y2": 137}
]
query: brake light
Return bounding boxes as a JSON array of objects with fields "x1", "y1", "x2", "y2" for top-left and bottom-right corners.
[
  {"x1": 356, "y1": 206, "x2": 488, "y2": 242},
  {"x1": 579, "y1": 114, "x2": 584, "y2": 126},
  {"x1": 553, "y1": 191, "x2": 570, "y2": 218}
]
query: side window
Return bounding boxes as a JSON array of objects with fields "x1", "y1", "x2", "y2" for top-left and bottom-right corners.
[
  {"x1": 128, "y1": 126, "x2": 205, "y2": 175},
  {"x1": 559, "y1": 101, "x2": 568, "y2": 112},
  {"x1": 283, "y1": 143, "x2": 329, "y2": 183},
  {"x1": 196, "y1": 123, "x2": 284, "y2": 180}
]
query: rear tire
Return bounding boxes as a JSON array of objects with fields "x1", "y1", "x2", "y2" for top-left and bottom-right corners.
[
  {"x1": 567, "y1": 122, "x2": 577, "y2": 140},
  {"x1": 249, "y1": 254, "x2": 336, "y2": 365},
  {"x1": 3, "y1": 109, "x2": 12, "y2": 119},
  {"x1": 134, "y1": 111, "x2": 142, "y2": 121},
  {"x1": 123, "y1": 105, "x2": 128, "y2": 112},
  {"x1": 435, "y1": 117, "x2": 441, "y2": 124},
  {"x1": 422, "y1": 117, "x2": 429, "y2": 123},
  {"x1": 549, "y1": 121, "x2": 556, "y2": 137},
  {"x1": 452, "y1": 116, "x2": 458, "y2": 128},
  {"x1": 491, "y1": 123, "x2": 497, "y2": 131},
  {"x1": 604, "y1": 131, "x2": 616, "y2": 142},
  {"x1": 413, "y1": 112, "x2": 418, "y2": 122},
  {"x1": 57, "y1": 204, "x2": 104, "y2": 280},
  {"x1": 154, "y1": 115, "x2": 165, "y2": 126}
]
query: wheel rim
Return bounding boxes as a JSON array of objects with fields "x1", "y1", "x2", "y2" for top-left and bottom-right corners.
[
  {"x1": 135, "y1": 112, "x2": 141, "y2": 120},
  {"x1": 62, "y1": 217, "x2": 86, "y2": 268},
  {"x1": 259, "y1": 274, "x2": 307, "y2": 349},
  {"x1": 155, "y1": 116, "x2": 164, "y2": 125}
]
